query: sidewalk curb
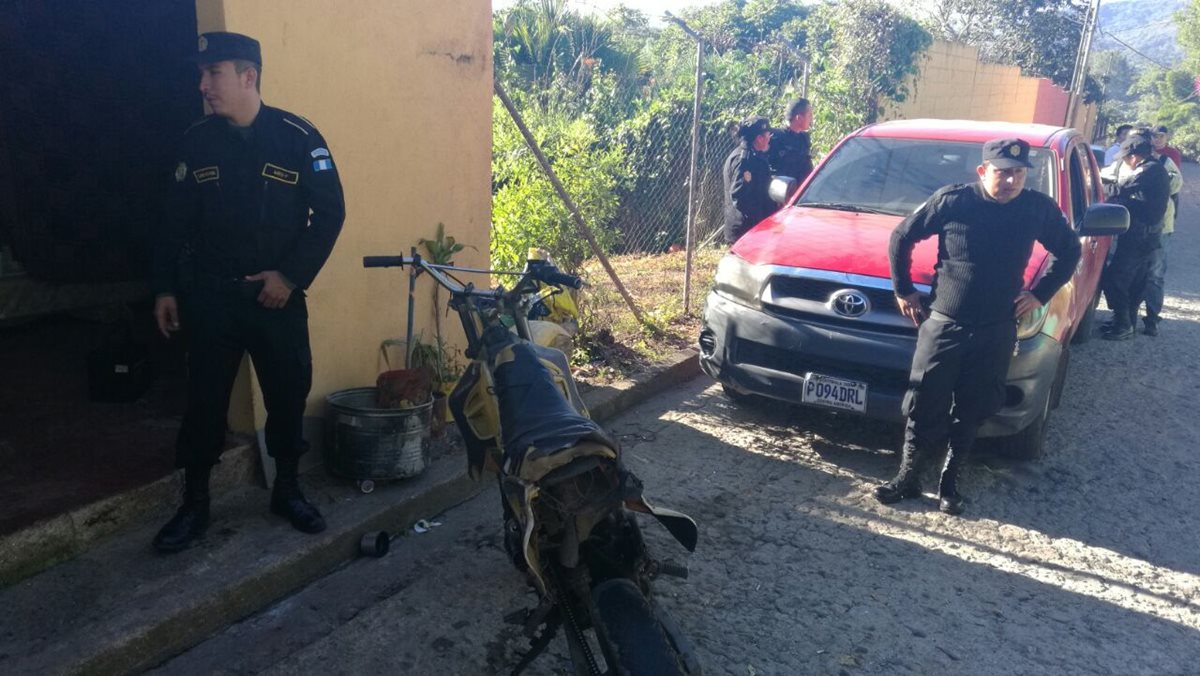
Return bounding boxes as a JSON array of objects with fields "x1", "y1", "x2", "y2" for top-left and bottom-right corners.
[{"x1": 1, "y1": 349, "x2": 701, "y2": 676}]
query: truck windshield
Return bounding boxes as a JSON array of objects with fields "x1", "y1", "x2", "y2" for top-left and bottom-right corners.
[{"x1": 796, "y1": 137, "x2": 1056, "y2": 216}]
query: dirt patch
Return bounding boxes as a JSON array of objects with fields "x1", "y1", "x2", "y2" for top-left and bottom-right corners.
[{"x1": 572, "y1": 247, "x2": 722, "y2": 384}]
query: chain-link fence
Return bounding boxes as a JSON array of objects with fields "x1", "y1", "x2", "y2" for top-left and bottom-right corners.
[{"x1": 606, "y1": 57, "x2": 809, "y2": 257}]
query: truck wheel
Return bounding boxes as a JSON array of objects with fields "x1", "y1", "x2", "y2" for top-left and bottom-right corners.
[
  {"x1": 1070, "y1": 289, "x2": 1101, "y2": 345},
  {"x1": 995, "y1": 347, "x2": 1068, "y2": 461},
  {"x1": 999, "y1": 389, "x2": 1051, "y2": 461}
]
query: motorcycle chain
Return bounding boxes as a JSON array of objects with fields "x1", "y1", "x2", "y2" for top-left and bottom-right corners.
[{"x1": 550, "y1": 565, "x2": 602, "y2": 676}]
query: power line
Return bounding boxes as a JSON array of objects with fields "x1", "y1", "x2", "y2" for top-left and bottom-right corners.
[
  {"x1": 1098, "y1": 28, "x2": 1172, "y2": 69},
  {"x1": 1103, "y1": 17, "x2": 1177, "y2": 36}
]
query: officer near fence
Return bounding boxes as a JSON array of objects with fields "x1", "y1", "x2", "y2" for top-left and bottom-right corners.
[
  {"x1": 152, "y1": 32, "x2": 346, "y2": 552},
  {"x1": 877, "y1": 138, "x2": 1080, "y2": 515},
  {"x1": 769, "y1": 98, "x2": 815, "y2": 188},
  {"x1": 722, "y1": 115, "x2": 776, "y2": 244}
]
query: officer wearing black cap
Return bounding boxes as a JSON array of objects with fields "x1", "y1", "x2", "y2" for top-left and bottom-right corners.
[
  {"x1": 1099, "y1": 132, "x2": 1171, "y2": 341},
  {"x1": 151, "y1": 31, "x2": 345, "y2": 552},
  {"x1": 877, "y1": 138, "x2": 1081, "y2": 515},
  {"x1": 723, "y1": 115, "x2": 776, "y2": 243}
]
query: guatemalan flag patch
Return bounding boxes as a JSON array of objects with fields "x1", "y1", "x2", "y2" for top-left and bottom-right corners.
[{"x1": 313, "y1": 158, "x2": 334, "y2": 172}]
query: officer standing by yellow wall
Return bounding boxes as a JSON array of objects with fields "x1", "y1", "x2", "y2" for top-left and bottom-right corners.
[{"x1": 151, "y1": 32, "x2": 345, "y2": 552}]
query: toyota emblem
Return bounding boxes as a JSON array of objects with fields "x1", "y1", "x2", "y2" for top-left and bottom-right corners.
[{"x1": 830, "y1": 289, "x2": 870, "y2": 318}]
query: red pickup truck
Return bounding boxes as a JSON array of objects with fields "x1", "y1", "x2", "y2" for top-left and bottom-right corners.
[{"x1": 700, "y1": 119, "x2": 1129, "y2": 459}]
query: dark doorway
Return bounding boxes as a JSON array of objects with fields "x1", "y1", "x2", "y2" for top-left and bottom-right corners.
[{"x1": 0, "y1": 1, "x2": 203, "y2": 535}]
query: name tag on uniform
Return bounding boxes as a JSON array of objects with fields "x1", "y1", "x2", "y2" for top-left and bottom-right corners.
[
  {"x1": 193, "y1": 166, "x2": 220, "y2": 183},
  {"x1": 262, "y1": 163, "x2": 299, "y2": 185}
]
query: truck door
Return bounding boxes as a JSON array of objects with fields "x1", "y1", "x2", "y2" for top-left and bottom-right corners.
[{"x1": 1067, "y1": 142, "x2": 1104, "y2": 322}]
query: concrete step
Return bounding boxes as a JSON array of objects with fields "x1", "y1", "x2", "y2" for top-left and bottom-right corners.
[
  {"x1": 0, "y1": 349, "x2": 700, "y2": 676},
  {"x1": 0, "y1": 438, "x2": 258, "y2": 588}
]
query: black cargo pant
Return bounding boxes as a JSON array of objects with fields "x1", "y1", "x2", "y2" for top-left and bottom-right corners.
[
  {"x1": 897, "y1": 313, "x2": 1016, "y2": 495},
  {"x1": 1102, "y1": 233, "x2": 1159, "y2": 330},
  {"x1": 176, "y1": 280, "x2": 313, "y2": 468}
]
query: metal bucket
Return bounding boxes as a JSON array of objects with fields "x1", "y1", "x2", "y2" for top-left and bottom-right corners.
[{"x1": 325, "y1": 387, "x2": 432, "y2": 481}]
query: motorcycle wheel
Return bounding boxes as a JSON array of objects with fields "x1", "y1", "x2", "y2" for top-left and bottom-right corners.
[{"x1": 591, "y1": 578, "x2": 685, "y2": 676}]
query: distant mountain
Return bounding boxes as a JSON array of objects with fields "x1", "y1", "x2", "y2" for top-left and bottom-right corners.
[{"x1": 1095, "y1": 0, "x2": 1186, "y2": 69}]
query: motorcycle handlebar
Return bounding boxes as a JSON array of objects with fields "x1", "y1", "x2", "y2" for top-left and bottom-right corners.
[
  {"x1": 532, "y1": 268, "x2": 583, "y2": 290},
  {"x1": 362, "y1": 256, "x2": 408, "y2": 268}
]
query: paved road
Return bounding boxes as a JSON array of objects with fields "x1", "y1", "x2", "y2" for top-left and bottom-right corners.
[{"x1": 159, "y1": 167, "x2": 1200, "y2": 675}]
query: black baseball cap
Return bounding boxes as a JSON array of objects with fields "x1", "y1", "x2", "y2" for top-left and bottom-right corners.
[
  {"x1": 737, "y1": 115, "x2": 771, "y2": 141},
  {"x1": 982, "y1": 138, "x2": 1033, "y2": 169},
  {"x1": 1115, "y1": 132, "x2": 1153, "y2": 160},
  {"x1": 1152, "y1": 125, "x2": 1170, "y2": 135},
  {"x1": 194, "y1": 32, "x2": 261, "y2": 66}
]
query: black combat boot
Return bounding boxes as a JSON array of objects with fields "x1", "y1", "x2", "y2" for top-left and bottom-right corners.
[
  {"x1": 873, "y1": 437, "x2": 925, "y2": 505},
  {"x1": 1101, "y1": 322, "x2": 1135, "y2": 341},
  {"x1": 153, "y1": 464, "x2": 212, "y2": 553},
  {"x1": 270, "y1": 460, "x2": 326, "y2": 534},
  {"x1": 937, "y1": 449, "x2": 967, "y2": 516}
]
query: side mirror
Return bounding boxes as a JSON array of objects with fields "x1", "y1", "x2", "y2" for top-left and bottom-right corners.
[
  {"x1": 769, "y1": 176, "x2": 797, "y2": 204},
  {"x1": 1078, "y1": 202, "x2": 1129, "y2": 237}
]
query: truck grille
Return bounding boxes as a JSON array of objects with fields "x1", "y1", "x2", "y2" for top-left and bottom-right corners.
[{"x1": 770, "y1": 277, "x2": 900, "y2": 311}]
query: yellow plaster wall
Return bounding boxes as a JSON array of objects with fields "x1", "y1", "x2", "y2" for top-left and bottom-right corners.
[
  {"x1": 883, "y1": 40, "x2": 1084, "y2": 128},
  {"x1": 192, "y1": 1, "x2": 493, "y2": 443}
]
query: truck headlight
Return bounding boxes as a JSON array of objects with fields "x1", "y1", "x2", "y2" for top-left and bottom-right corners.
[
  {"x1": 712, "y1": 254, "x2": 771, "y2": 309},
  {"x1": 1015, "y1": 303, "x2": 1047, "y2": 340}
]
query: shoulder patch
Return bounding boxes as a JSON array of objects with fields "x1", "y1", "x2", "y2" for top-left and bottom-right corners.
[{"x1": 743, "y1": 171, "x2": 753, "y2": 182}]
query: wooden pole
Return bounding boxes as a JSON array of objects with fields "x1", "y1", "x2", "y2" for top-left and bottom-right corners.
[{"x1": 493, "y1": 79, "x2": 648, "y2": 327}]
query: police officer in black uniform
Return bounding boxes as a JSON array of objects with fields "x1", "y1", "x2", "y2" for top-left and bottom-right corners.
[
  {"x1": 722, "y1": 115, "x2": 776, "y2": 244},
  {"x1": 876, "y1": 139, "x2": 1081, "y2": 515},
  {"x1": 151, "y1": 32, "x2": 345, "y2": 552},
  {"x1": 1099, "y1": 132, "x2": 1171, "y2": 341},
  {"x1": 768, "y1": 98, "x2": 814, "y2": 187}
]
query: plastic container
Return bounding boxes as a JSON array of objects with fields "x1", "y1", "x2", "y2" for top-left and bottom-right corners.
[{"x1": 325, "y1": 387, "x2": 432, "y2": 490}]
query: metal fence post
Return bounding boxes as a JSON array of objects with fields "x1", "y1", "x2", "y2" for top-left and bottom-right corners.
[
  {"x1": 683, "y1": 39, "x2": 705, "y2": 312},
  {"x1": 667, "y1": 12, "x2": 707, "y2": 314}
]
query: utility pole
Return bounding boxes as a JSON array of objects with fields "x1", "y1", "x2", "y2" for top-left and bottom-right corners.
[{"x1": 1066, "y1": 0, "x2": 1101, "y2": 129}]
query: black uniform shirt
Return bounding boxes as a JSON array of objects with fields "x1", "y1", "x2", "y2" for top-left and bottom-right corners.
[
  {"x1": 768, "y1": 128, "x2": 814, "y2": 183},
  {"x1": 153, "y1": 104, "x2": 346, "y2": 295},
  {"x1": 889, "y1": 182, "x2": 1082, "y2": 325},
  {"x1": 723, "y1": 144, "x2": 776, "y2": 242},
  {"x1": 1109, "y1": 158, "x2": 1170, "y2": 240}
]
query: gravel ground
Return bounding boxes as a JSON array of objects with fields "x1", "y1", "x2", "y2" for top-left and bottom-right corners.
[{"x1": 159, "y1": 165, "x2": 1200, "y2": 675}]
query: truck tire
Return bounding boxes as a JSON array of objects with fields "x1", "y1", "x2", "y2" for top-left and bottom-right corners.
[
  {"x1": 1070, "y1": 289, "x2": 1101, "y2": 345},
  {"x1": 995, "y1": 347, "x2": 1068, "y2": 461}
]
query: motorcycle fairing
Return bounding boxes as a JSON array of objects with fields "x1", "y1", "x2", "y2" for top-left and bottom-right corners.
[
  {"x1": 620, "y1": 469, "x2": 699, "y2": 552},
  {"x1": 449, "y1": 361, "x2": 503, "y2": 480}
]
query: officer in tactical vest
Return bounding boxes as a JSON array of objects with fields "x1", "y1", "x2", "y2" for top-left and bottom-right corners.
[{"x1": 151, "y1": 32, "x2": 345, "y2": 552}]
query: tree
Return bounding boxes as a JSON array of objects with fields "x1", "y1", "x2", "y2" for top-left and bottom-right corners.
[
  {"x1": 1178, "y1": 0, "x2": 1200, "y2": 73},
  {"x1": 807, "y1": 0, "x2": 931, "y2": 147},
  {"x1": 924, "y1": 0, "x2": 1087, "y2": 87}
]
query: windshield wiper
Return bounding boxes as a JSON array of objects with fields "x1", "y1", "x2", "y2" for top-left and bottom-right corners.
[{"x1": 795, "y1": 201, "x2": 894, "y2": 215}]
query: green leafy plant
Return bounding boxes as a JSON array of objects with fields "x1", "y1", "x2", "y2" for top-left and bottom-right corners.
[{"x1": 419, "y1": 223, "x2": 475, "y2": 376}]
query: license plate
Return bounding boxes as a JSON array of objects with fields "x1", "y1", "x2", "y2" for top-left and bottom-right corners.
[{"x1": 801, "y1": 373, "x2": 868, "y2": 413}]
